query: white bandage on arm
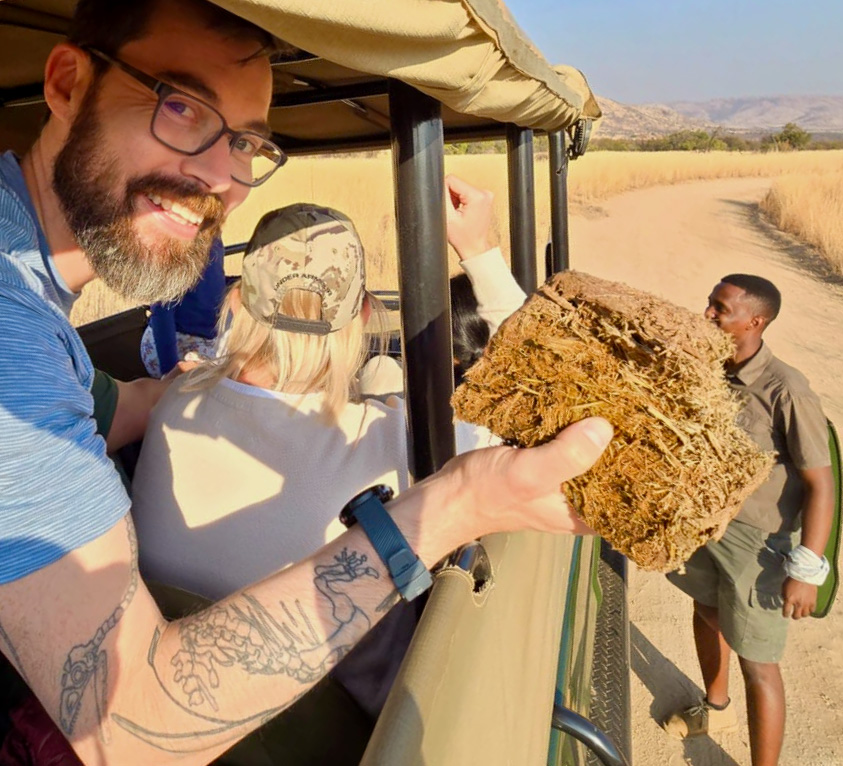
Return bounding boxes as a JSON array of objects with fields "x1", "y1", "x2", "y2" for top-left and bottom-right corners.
[{"x1": 783, "y1": 544, "x2": 830, "y2": 585}]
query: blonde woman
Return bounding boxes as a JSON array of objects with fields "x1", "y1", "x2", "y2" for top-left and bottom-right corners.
[{"x1": 129, "y1": 177, "x2": 526, "y2": 729}]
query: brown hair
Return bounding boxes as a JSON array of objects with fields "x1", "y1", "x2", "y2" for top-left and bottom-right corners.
[{"x1": 69, "y1": 0, "x2": 279, "y2": 64}]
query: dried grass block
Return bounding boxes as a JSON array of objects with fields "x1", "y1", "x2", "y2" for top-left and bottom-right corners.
[{"x1": 452, "y1": 271, "x2": 774, "y2": 572}]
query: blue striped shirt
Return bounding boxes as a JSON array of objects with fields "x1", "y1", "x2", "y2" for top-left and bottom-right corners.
[{"x1": 0, "y1": 152, "x2": 130, "y2": 583}]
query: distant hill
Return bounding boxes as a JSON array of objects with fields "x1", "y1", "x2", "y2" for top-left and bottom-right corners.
[
  {"x1": 665, "y1": 95, "x2": 843, "y2": 133},
  {"x1": 595, "y1": 97, "x2": 707, "y2": 139}
]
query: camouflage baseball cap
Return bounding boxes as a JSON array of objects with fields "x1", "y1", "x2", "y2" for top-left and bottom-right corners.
[{"x1": 240, "y1": 203, "x2": 366, "y2": 335}]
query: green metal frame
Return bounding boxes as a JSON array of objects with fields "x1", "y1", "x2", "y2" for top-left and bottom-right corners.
[
  {"x1": 547, "y1": 536, "x2": 602, "y2": 765},
  {"x1": 813, "y1": 420, "x2": 842, "y2": 618}
]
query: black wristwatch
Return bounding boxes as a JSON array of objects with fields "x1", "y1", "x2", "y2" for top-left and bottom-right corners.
[{"x1": 339, "y1": 485, "x2": 433, "y2": 601}]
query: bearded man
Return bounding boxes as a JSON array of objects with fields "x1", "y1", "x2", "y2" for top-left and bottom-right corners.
[{"x1": 0, "y1": 2, "x2": 613, "y2": 764}]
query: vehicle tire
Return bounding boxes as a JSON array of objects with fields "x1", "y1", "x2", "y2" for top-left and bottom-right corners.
[{"x1": 586, "y1": 540, "x2": 632, "y2": 766}]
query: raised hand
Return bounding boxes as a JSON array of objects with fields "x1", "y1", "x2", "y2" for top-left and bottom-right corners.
[{"x1": 445, "y1": 174, "x2": 496, "y2": 260}]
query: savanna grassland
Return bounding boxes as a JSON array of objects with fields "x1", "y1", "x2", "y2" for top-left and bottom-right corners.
[
  {"x1": 761, "y1": 169, "x2": 843, "y2": 272},
  {"x1": 69, "y1": 149, "x2": 843, "y2": 326}
]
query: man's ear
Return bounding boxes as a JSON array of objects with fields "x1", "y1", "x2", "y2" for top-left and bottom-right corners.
[
  {"x1": 43, "y1": 44, "x2": 97, "y2": 126},
  {"x1": 749, "y1": 314, "x2": 766, "y2": 331}
]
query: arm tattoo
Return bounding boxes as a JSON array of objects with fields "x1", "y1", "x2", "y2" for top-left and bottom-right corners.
[
  {"x1": 0, "y1": 620, "x2": 29, "y2": 684},
  {"x1": 167, "y1": 548, "x2": 378, "y2": 708},
  {"x1": 114, "y1": 548, "x2": 381, "y2": 752},
  {"x1": 376, "y1": 589, "x2": 400, "y2": 613},
  {"x1": 59, "y1": 519, "x2": 139, "y2": 742}
]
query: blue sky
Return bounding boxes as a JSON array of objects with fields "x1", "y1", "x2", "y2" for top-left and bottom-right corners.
[{"x1": 510, "y1": 0, "x2": 842, "y2": 104}]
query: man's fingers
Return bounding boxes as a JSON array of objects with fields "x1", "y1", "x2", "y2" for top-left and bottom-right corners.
[
  {"x1": 566, "y1": 510, "x2": 597, "y2": 537},
  {"x1": 782, "y1": 599, "x2": 805, "y2": 619},
  {"x1": 523, "y1": 417, "x2": 614, "y2": 485},
  {"x1": 782, "y1": 581, "x2": 818, "y2": 619}
]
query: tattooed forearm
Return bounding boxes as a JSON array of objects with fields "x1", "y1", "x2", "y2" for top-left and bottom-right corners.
[
  {"x1": 59, "y1": 519, "x2": 140, "y2": 740},
  {"x1": 0, "y1": 619, "x2": 28, "y2": 683},
  {"x1": 375, "y1": 589, "x2": 400, "y2": 613},
  {"x1": 112, "y1": 689, "x2": 309, "y2": 754},
  {"x1": 168, "y1": 548, "x2": 378, "y2": 710},
  {"x1": 116, "y1": 549, "x2": 382, "y2": 751}
]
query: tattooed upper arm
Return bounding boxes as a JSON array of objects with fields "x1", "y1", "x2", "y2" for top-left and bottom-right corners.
[
  {"x1": 0, "y1": 619, "x2": 28, "y2": 683},
  {"x1": 0, "y1": 516, "x2": 158, "y2": 759}
]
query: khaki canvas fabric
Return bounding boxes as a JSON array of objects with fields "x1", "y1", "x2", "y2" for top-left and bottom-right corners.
[
  {"x1": 361, "y1": 531, "x2": 580, "y2": 766},
  {"x1": 0, "y1": 1, "x2": 600, "y2": 154},
  {"x1": 213, "y1": 0, "x2": 599, "y2": 131}
]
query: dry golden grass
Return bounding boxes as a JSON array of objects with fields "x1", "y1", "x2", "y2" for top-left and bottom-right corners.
[
  {"x1": 69, "y1": 282, "x2": 141, "y2": 327},
  {"x1": 760, "y1": 169, "x2": 843, "y2": 273},
  {"x1": 70, "y1": 149, "x2": 843, "y2": 326}
]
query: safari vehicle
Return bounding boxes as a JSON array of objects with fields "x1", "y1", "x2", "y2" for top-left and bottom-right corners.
[{"x1": 0, "y1": 1, "x2": 631, "y2": 764}]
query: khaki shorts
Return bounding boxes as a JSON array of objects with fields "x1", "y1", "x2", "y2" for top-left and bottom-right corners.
[{"x1": 667, "y1": 520, "x2": 798, "y2": 663}]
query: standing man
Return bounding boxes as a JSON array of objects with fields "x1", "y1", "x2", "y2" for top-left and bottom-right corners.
[
  {"x1": 0, "y1": 1, "x2": 613, "y2": 764},
  {"x1": 664, "y1": 274, "x2": 833, "y2": 766}
]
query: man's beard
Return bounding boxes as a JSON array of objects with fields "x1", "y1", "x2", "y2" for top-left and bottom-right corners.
[{"x1": 52, "y1": 90, "x2": 225, "y2": 304}]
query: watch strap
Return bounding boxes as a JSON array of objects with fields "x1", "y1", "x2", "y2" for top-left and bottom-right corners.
[{"x1": 344, "y1": 489, "x2": 433, "y2": 601}]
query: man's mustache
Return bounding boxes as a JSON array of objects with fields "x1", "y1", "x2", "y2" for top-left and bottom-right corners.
[{"x1": 127, "y1": 173, "x2": 225, "y2": 232}]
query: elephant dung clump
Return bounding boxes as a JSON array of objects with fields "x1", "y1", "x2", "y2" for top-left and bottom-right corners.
[{"x1": 451, "y1": 271, "x2": 774, "y2": 572}]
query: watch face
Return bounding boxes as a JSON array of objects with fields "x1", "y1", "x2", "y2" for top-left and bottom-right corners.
[
  {"x1": 373, "y1": 484, "x2": 395, "y2": 503},
  {"x1": 340, "y1": 484, "x2": 394, "y2": 527}
]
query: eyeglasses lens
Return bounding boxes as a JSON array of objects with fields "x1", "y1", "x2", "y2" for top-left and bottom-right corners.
[{"x1": 153, "y1": 92, "x2": 284, "y2": 186}]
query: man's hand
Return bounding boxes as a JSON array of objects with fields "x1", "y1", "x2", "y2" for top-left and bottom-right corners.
[
  {"x1": 782, "y1": 576, "x2": 818, "y2": 619},
  {"x1": 780, "y1": 464, "x2": 834, "y2": 619},
  {"x1": 440, "y1": 417, "x2": 614, "y2": 542},
  {"x1": 445, "y1": 174, "x2": 496, "y2": 261}
]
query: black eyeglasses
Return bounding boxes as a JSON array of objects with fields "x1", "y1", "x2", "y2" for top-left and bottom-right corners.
[{"x1": 85, "y1": 47, "x2": 286, "y2": 187}]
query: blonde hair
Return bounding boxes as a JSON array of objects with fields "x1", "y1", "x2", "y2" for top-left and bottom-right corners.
[{"x1": 186, "y1": 283, "x2": 387, "y2": 420}]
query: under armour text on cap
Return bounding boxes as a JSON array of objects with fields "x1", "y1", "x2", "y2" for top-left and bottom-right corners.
[{"x1": 240, "y1": 203, "x2": 366, "y2": 335}]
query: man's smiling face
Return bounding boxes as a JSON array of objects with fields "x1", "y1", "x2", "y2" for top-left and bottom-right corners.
[
  {"x1": 704, "y1": 281, "x2": 760, "y2": 342},
  {"x1": 52, "y1": 2, "x2": 273, "y2": 303}
]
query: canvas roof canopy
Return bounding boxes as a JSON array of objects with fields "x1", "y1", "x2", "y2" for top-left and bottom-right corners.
[{"x1": 0, "y1": 0, "x2": 600, "y2": 155}]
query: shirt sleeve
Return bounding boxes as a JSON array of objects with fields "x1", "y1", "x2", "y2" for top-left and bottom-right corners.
[
  {"x1": 0, "y1": 295, "x2": 131, "y2": 584},
  {"x1": 173, "y1": 237, "x2": 227, "y2": 341},
  {"x1": 781, "y1": 392, "x2": 831, "y2": 471},
  {"x1": 459, "y1": 247, "x2": 528, "y2": 335},
  {"x1": 91, "y1": 369, "x2": 119, "y2": 439},
  {"x1": 149, "y1": 303, "x2": 179, "y2": 376}
]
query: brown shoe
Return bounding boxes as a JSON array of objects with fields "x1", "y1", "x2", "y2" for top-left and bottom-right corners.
[{"x1": 663, "y1": 699, "x2": 738, "y2": 739}]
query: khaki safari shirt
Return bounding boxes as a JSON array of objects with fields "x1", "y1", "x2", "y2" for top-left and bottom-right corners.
[{"x1": 727, "y1": 342, "x2": 830, "y2": 533}]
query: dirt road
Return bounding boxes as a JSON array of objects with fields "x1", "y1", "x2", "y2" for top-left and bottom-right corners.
[{"x1": 569, "y1": 178, "x2": 843, "y2": 766}]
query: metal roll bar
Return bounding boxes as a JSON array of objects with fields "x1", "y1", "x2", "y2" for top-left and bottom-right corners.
[
  {"x1": 388, "y1": 79, "x2": 456, "y2": 482},
  {"x1": 547, "y1": 129, "x2": 570, "y2": 274},
  {"x1": 551, "y1": 705, "x2": 630, "y2": 766},
  {"x1": 506, "y1": 124, "x2": 538, "y2": 293}
]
